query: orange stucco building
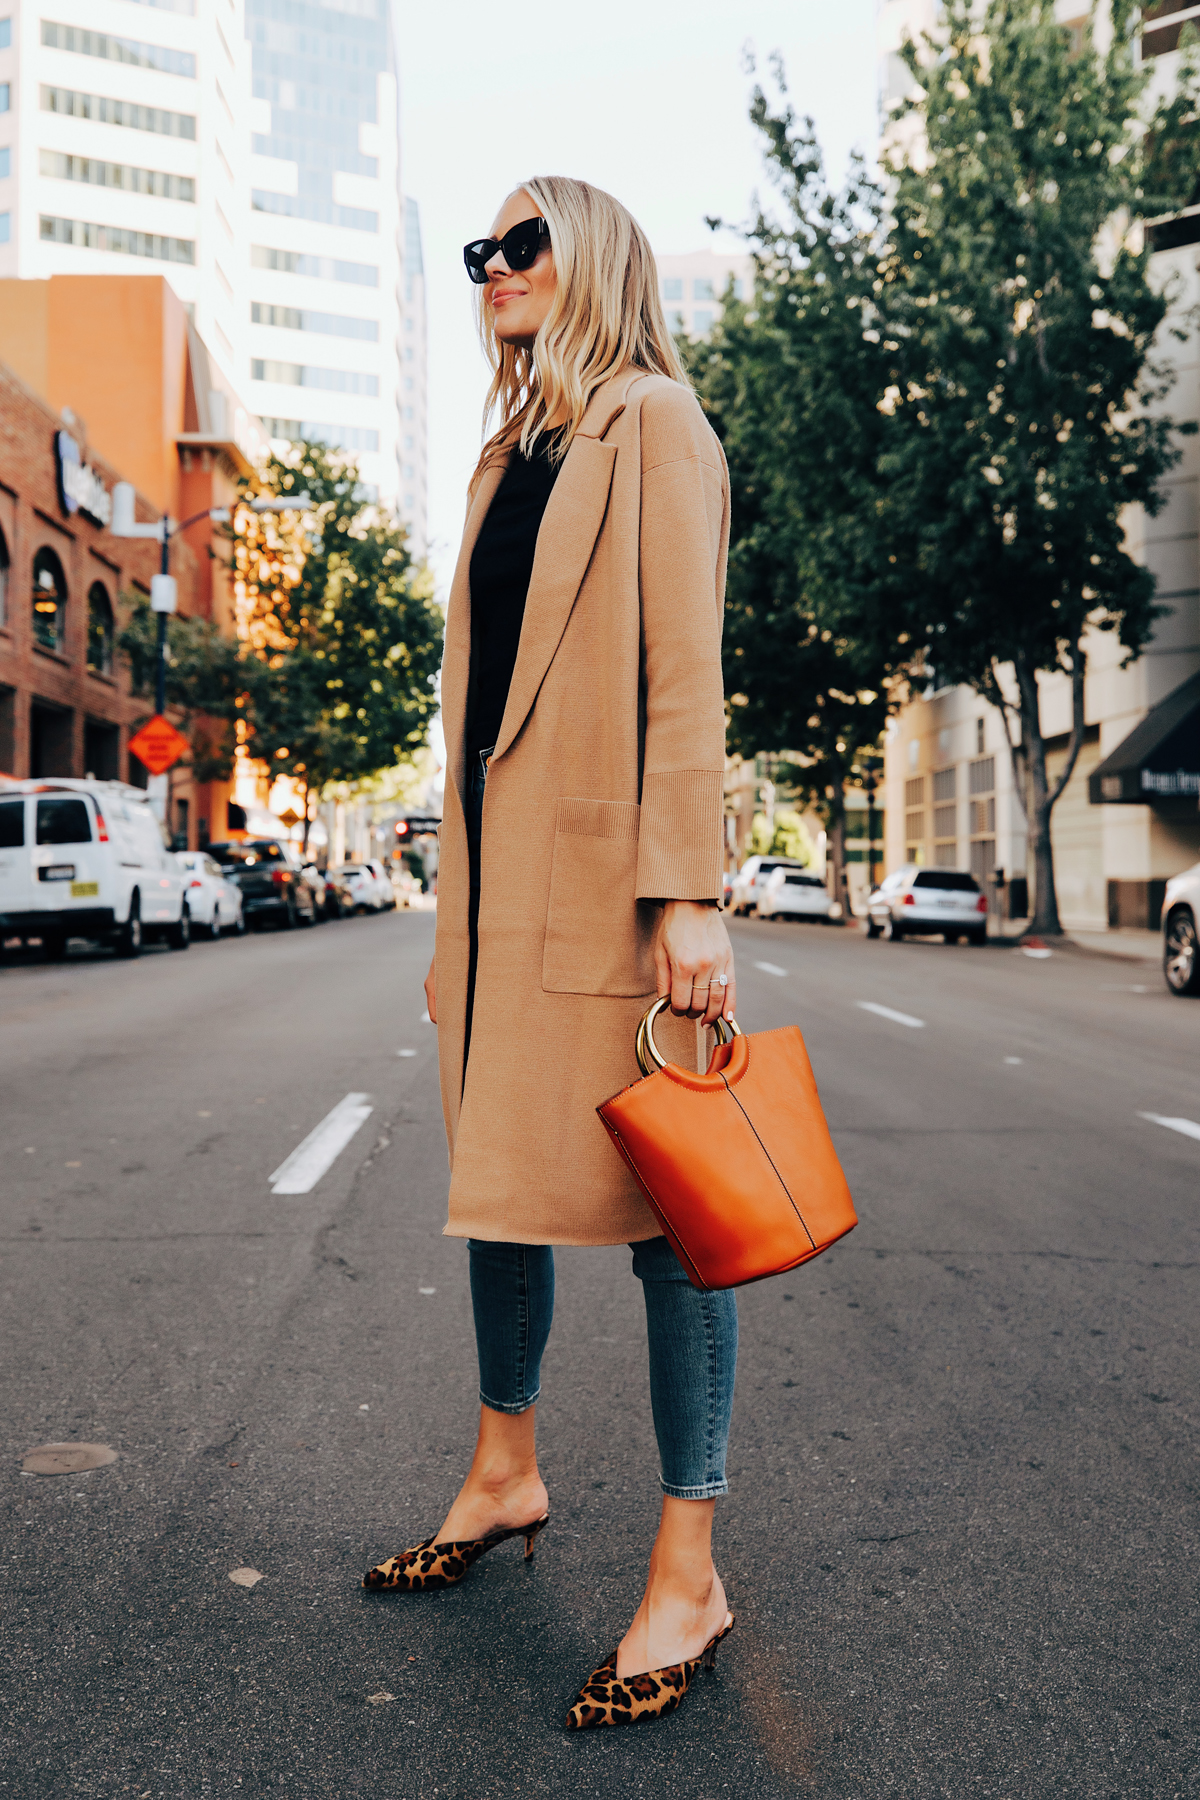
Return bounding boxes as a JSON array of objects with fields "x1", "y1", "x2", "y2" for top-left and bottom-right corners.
[{"x1": 0, "y1": 274, "x2": 270, "y2": 845}]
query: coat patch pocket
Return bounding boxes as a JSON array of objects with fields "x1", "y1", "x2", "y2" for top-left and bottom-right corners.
[{"x1": 542, "y1": 797, "x2": 659, "y2": 997}]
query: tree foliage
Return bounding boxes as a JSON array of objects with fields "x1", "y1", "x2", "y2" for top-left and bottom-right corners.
[
  {"x1": 698, "y1": 5, "x2": 1200, "y2": 929},
  {"x1": 119, "y1": 444, "x2": 443, "y2": 817}
]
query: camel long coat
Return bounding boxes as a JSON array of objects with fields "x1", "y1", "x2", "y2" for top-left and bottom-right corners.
[{"x1": 436, "y1": 367, "x2": 730, "y2": 1245}]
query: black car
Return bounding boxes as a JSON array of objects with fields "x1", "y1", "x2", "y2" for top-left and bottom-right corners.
[{"x1": 207, "y1": 840, "x2": 320, "y2": 930}]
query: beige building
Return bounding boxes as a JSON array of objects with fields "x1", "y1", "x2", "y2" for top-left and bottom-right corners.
[
  {"x1": 656, "y1": 248, "x2": 751, "y2": 340},
  {"x1": 876, "y1": 0, "x2": 1200, "y2": 930}
]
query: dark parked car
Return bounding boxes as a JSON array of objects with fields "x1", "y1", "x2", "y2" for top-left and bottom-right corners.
[
  {"x1": 207, "y1": 840, "x2": 319, "y2": 930},
  {"x1": 303, "y1": 862, "x2": 355, "y2": 920}
]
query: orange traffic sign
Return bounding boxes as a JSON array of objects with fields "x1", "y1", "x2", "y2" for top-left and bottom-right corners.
[{"x1": 128, "y1": 714, "x2": 190, "y2": 775}]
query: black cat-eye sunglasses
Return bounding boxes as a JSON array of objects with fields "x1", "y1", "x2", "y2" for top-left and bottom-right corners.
[{"x1": 463, "y1": 216, "x2": 551, "y2": 285}]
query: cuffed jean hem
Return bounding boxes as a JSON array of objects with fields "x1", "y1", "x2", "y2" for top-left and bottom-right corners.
[
  {"x1": 659, "y1": 1478, "x2": 729, "y2": 1500},
  {"x1": 479, "y1": 1388, "x2": 540, "y2": 1416}
]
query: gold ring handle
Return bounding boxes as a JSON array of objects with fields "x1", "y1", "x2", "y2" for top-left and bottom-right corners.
[{"x1": 635, "y1": 994, "x2": 741, "y2": 1079}]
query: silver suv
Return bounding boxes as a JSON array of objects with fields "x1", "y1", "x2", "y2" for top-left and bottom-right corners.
[{"x1": 866, "y1": 866, "x2": 988, "y2": 945}]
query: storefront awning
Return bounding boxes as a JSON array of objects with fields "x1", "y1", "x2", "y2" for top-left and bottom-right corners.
[{"x1": 1088, "y1": 669, "x2": 1200, "y2": 804}]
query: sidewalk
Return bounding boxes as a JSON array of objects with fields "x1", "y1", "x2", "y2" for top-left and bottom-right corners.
[{"x1": 1064, "y1": 927, "x2": 1161, "y2": 962}]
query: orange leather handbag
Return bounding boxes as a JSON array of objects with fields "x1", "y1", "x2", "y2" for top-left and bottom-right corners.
[{"x1": 598, "y1": 997, "x2": 857, "y2": 1291}]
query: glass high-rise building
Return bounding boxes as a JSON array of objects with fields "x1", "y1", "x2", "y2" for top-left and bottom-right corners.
[{"x1": 243, "y1": 0, "x2": 404, "y2": 513}]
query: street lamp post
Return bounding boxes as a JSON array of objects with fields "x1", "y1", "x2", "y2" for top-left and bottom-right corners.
[
  {"x1": 111, "y1": 485, "x2": 311, "y2": 716},
  {"x1": 865, "y1": 769, "x2": 879, "y2": 891}
]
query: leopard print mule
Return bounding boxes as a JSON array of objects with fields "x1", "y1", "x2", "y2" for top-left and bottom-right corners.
[
  {"x1": 362, "y1": 1512, "x2": 549, "y2": 1592},
  {"x1": 564, "y1": 1611, "x2": 734, "y2": 1729}
]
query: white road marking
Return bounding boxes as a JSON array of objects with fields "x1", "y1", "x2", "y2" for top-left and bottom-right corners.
[
  {"x1": 753, "y1": 961, "x2": 788, "y2": 977},
  {"x1": 1004, "y1": 1056, "x2": 1023, "y2": 1064},
  {"x1": 857, "y1": 1001, "x2": 925, "y2": 1029},
  {"x1": 396, "y1": 1048, "x2": 417, "y2": 1057},
  {"x1": 418, "y1": 1287, "x2": 436, "y2": 1296},
  {"x1": 1139, "y1": 1112, "x2": 1200, "y2": 1143},
  {"x1": 1020, "y1": 947, "x2": 1053, "y2": 959},
  {"x1": 420, "y1": 1009, "x2": 432, "y2": 1023},
  {"x1": 269, "y1": 1092, "x2": 374, "y2": 1194}
]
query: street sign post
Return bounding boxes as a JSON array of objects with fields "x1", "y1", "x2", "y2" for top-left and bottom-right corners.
[{"x1": 127, "y1": 715, "x2": 190, "y2": 777}]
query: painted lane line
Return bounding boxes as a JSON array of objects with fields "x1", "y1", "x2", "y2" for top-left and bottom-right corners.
[
  {"x1": 269, "y1": 1092, "x2": 374, "y2": 1194},
  {"x1": 753, "y1": 961, "x2": 788, "y2": 977},
  {"x1": 1004, "y1": 1056, "x2": 1023, "y2": 1065},
  {"x1": 857, "y1": 1001, "x2": 925, "y2": 1030},
  {"x1": 1139, "y1": 1112, "x2": 1200, "y2": 1144}
]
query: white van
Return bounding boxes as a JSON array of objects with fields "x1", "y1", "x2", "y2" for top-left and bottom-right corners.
[{"x1": 0, "y1": 779, "x2": 189, "y2": 958}]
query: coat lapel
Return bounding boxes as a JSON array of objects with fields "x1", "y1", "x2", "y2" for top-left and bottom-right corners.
[
  {"x1": 491, "y1": 369, "x2": 646, "y2": 763},
  {"x1": 441, "y1": 456, "x2": 509, "y2": 806}
]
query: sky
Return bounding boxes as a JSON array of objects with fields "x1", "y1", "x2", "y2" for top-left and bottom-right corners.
[{"x1": 397, "y1": 0, "x2": 880, "y2": 600}]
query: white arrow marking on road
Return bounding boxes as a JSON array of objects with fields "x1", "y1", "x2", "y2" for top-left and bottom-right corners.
[
  {"x1": 753, "y1": 961, "x2": 788, "y2": 977},
  {"x1": 857, "y1": 1001, "x2": 925, "y2": 1030},
  {"x1": 269, "y1": 1092, "x2": 374, "y2": 1194},
  {"x1": 1138, "y1": 1112, "x2": 1200, "y2": 1143}
]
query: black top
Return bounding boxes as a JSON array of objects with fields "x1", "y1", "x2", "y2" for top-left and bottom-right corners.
[{"x1": 466, "y1": 435, "x2": 562, "y2": 757}]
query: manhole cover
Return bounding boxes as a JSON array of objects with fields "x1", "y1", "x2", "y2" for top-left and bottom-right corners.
[{"x1": 21, "y1": 1442, "x2": 118, "y2": 1476}]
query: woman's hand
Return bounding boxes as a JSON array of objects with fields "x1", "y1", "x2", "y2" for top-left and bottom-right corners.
[
  {"x1": 425, "y1": 956, "x2": 437, "y2": 1024},
  {"x1": 655, "y1": 901, "x2": 736, "y2": 1027}
]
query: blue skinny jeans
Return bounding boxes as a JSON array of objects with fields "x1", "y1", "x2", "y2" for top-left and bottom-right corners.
[{"x1": 469, "y1": 1237, "x2": 738, "y2": 1500}]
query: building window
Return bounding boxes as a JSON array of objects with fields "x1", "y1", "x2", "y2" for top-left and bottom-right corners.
[
  {"x1": 904, "y1": 774, "x2": 925, "y2": 863},
  {"x1": 0, "y1": 212, "x2": 8, "y2": 245},
  {"x1": 976, "y1": 717, "x2": 985, "y2": 754},
  {"x1": 0, "y1": 148, "x2": 9, "y2": 179},
  {"x1": 0, "y1": 526, "x2": 8, "y2": 627},
  {"x1": 250, "y1": 301, "x2": 378, "y2": 341},
  {"x1": 40, "y1": 214, "x2": 195, "y2": 263},
  {"x1": 259, "y1": 416, "x2": 379, "y2": 452},
  {"x1": 252, "y1": 359, "x2": 379, "y2": 396},
  {"x1": 969, "y1": 755, "x2": 996, "y2": 882},
  {"x1": 40, "y1": 84, "x2": 197, "y2": 139},
  {"x1": 87, "y1": 582, "x2": 114, "y2": 674},
  {"x1": 0, "y1": 20, "x2": 9, "y2": 49},
  {"x1": 38, "y1": 149, "x2": 194, "y2": 200},
  {"x1": 0, "y1": 83, "x2": 9, "y2": 113},
  {"x1": 33, "y1": 547, "x2": 67, "y2": 654},
  {"x1": 662, "y1": 277, "x2": 682, "y2": 301},
  {"x1": 693, "y1": 310, "x2": 715, "y2": 335},
  {"x1": 40, "y1": 20, "x2": 196, "y2": 78},
  {"x1": 251, "y1": 244, "x2": 378, "y2": 286},
  {"x1": 693, "y1": 278, "x2": 714, "y2": 301},
  {"x1": 731, "y1": 277, "x2": 744, "y2": 300}
]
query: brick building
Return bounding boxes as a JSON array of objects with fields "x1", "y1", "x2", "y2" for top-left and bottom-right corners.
[
  {"x1": 0, "y1": 354, "x2": 200, "y2": 792},
  {"x1": 0, "y1": 274, "x2": 271, "y2": 847}
]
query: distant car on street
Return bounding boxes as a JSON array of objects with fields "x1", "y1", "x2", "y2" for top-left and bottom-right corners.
[
  {"x1": 207, "y1": 839, "x2": 319, "y2": 930},
  {"x1": 729, "y1": 855, "x2": 809, "y2": 916},
  {"x1": 331, "y1": 861, "x2": 392, "y2": 913},
  {"x1": 866, "y1": 866, "x2": 988, "y2": 944},
  {"x1": 176, "y1": 851, "x2": 245, "y2": 939},
  {"x1": 1162, "y1": 862, "x2": 1200, "y2": 995},
  {"x1": 0, "y1": 778, "x2": 189, "y2": 958},
  {"x1": 755, "y1": 866, "x2": 835, "y2": 923}
]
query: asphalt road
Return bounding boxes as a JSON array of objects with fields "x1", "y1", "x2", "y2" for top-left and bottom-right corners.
[{"x1": 1, "y1": 910, "x2": 1197, "y2": 1799}]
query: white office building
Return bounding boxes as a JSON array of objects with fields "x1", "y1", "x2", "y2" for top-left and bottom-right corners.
[
  {"x1": 0, "y1": 0, "x2": 253, "y2": 385},
  {"x1": 399, "y1": 193, "x2": 426, "y2": 554},
  {"x1": 656, "y1": 248, "x2": 751, "y2": 340}
]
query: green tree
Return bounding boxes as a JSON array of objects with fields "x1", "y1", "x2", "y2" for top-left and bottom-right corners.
[
  {"x1": 227, "y1": 442, "x2": 443, "y2": 841},
  {"x1": 687, "y1": 78, "x2": 902, "y2": 896},
  {"x1": 875, "y1": 0, "x2": 1200, "y2": 931}
]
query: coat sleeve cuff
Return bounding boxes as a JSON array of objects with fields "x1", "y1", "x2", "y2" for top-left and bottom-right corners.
[{"x1": 635, "y1": 770, "x2": 725, "y2": 904}]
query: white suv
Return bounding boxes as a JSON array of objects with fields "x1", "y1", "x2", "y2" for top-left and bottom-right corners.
[
  {"x1": 1163, "y1": 863, "x2": 1200, "y2": 996},
  {"x1": 729, "y1": 855, "x2": 809, "y2": 915},
  {"x1": 0, "y1": 779, "x2": 188, "y2": 959},
  {"x1": 866, "y1": 866, "x2": 988, "y2": 945}
]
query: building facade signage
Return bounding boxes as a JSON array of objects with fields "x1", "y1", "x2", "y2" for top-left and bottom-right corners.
[{"x1": 54, "y1": 429, "x2": 112, "y2": 527}]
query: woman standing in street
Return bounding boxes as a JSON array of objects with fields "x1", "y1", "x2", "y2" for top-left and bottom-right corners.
[{"x1": 363, "y1": 176, "x2": 739, "y2": 1730}]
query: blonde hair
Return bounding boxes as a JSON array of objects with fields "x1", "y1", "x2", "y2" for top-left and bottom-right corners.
[{"x1": 472, "y1": 175, "x2": 689, "y2": 484}]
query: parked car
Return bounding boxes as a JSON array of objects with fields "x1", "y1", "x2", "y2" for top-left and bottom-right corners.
[
  {"x1": 729, "y1": 855, "x2": 809, "y2": 916},
  {"x1": 310, "y1": 863, "x2": 355, "y2": 920},
  {"x1": 330, "y1": 861, "x2": 392, "y2": 913},
  {"x1": 755, "y1": 865, "x2": 835, "y2": 922},
  {"x1": 207, "y1": 839, "x2": 319, "y2": 930},
  {"x1": 722, "y1": 869, "x2": 734, "y2": 910},
  {"x1": 366, "y1": 858, "x2": 398, "y2": 910},
  {"x1": 0, "y1": 778, "x2": 188, "y2": 959},
  {"x1": 177, "y1": 851, "x2": 245, "y2": 939},
  {"x1": 865, "y1": 866, "x2": 988, "y2": 944},
  {"x1": 1162, "y1": 863, "x2": 1200, "y2": 996}
]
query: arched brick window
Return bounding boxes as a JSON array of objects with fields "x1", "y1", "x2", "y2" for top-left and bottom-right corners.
[
  {"x1": 87, "y1": 581, "x2": 114, "y2": 675},
  {"x1": 0, "y1": 526, "x2": 9, "y2": 630},
  {"x1": 32, "y1": 545, "x2": 67, "y2": 654}
]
